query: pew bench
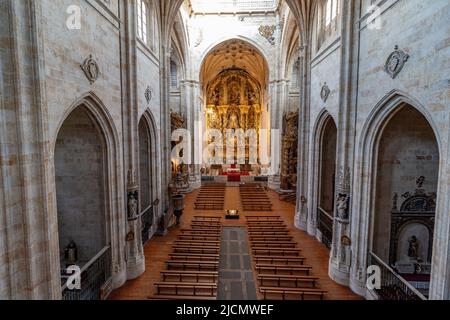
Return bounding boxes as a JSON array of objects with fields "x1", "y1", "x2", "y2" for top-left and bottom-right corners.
[
  {"x1": 259, "y1": 287, "x2": 327, "y2": 300},
  {"x1": 255, "y1": 264, "x2": 312, "y2": 275},
  {"x1": 155, "y1": 282, "x2": 217, "y2": 297},
  {"x1": 173, "y1": 246, "x2": 220, "y2": 254},
  {"x1": 250, "y1": 242, "x2": 297, "y2": 248},
  {"x1": 257, "y1": 274, "x2": 319, "y2": 288},
  {"x1": 161, "y1": 270, "x2": 219, "y2": 283},
  {"x1": 169, "y1": 253, "x2": 220, "y2": 261},
  {"x1": 252, "y1": 247, "x2": 301, "y2": 256},
  {"x1": 253, "y1": 255, "x2": 306, "y2": 265},
  {"x1": 166, "y1": 260, "x2": 219, "y2": 271}
]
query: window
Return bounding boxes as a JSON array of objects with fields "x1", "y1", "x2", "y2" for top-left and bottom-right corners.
[
  {"x1": 170, "y1": 60, "x2": 178, "y2": 88},
  {"x1": 137, "y1": 0, "x2": 149, "y2": 45},
  {"x1": 317, "y1": 0, "x2": 340, "y2": 50}
]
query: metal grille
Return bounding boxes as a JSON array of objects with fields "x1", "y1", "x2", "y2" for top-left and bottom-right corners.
[{"x1": 62, "y1": 246, "x2": 112, "y2": 300}]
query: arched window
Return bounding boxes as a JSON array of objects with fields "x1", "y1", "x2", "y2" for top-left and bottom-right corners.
[
  {"x1": 317, "y1": 0, "x2": 340, "y2": 50},
  {"x1": 170, "y1": 60, "x2": 178, "y2": 89},
  {"x1": 137, "y1": 0, "x2": 149, "y2": 45}
]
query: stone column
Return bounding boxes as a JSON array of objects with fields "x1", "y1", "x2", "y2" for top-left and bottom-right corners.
[
  {"x1": 124, "y1": 0, "x2": 145, "y2": 280},
  {"x1": 295, "y1": 43, "x2": 311, "y2": 232},
  {"x1": 329, "y1": 0, "x2": 357, "y2": 287},
  {"x1": 184, "y1": 79, "x2": 202, "y2": 190}
]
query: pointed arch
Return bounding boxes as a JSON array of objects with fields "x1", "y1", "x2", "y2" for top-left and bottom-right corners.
[
  {"x1": 307, "y1": 109, "x2": 337, "y2": 240},
  {"x1": 139, "y1": 108, "x2": 162, "y2": 224},
  {"x1": 350, "y1": 90, "x2": 442, "y2": 297},
  {"x1": 53, "y1": 92, "x2": 125, "y2": 293}
]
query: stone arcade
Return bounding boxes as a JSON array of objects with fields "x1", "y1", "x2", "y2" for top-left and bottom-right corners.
[{"x1": 0, "y1": 0, "x2": 449, "y2": 300}]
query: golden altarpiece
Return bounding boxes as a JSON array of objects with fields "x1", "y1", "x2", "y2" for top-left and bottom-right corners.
[{"x1": 205, "y1": 69, "x2": 262, "y2": 169}]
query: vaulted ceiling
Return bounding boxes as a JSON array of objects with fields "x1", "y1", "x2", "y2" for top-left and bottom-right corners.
[{"x1": 200, "y1": 39, "x2": 268, "y2": 91}]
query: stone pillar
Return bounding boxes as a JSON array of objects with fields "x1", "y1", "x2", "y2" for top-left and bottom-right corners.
[
  {"x1": 329, "y1": 0, "x2": 357, "y2": 287},
  {"x1": 184, "y1": 79, "x2": 202, "y2": 190},
  {"x1": 124, "y1": 0, "x2": 145, "y2": 280},
  {"x1": 295, "y1": 43, "x2": 311, "y2": 232}
]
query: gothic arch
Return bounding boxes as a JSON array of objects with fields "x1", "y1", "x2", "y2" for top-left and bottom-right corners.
[
  {"x1": 52, "y1": 92, "x2": 125, "y2": 293},
  {"x1": 199, "y1": 35, "x2": 271, "y2": 71},
  {"x1": 139, "y1": 109, "x2": 162, "y2": 223},
  {"x1": 350, "y1": 90, "x2": 442, "y2": 297},
  {"x1": 307, "y1": 109, "x2": 337, "y2": 239}
]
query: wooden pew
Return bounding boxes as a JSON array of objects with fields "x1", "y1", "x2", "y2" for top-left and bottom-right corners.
[
  {"x1": 177, "y1": 235, "x2": 220, "y2": 241},
  {"x1": 248, "y1": 227, "x2": 287, "y2": 232},
  {"x1": 161, "y1": 270, "x2": 219, "y2": 283},
  {"x1": 257, "y1": 274, "x2": 319, "y2": 288},
  {"x1": 253, "y1": 255, "x2": 306, "y2": 265},
  {"x1": 166, "y1": 260, "x2": 219, "y2": 271},
  {"x1": 248, "y1": 231, "x2": 290, "y2": 236},
  {"x1": 174, "y1": 240, "x2": 220, "y2": 246},
  {"x1": 180, "y1": 230, "x2": 221, "y2": 236},
  {"x1": 155, "y1": 282, "x2": 217, "y2": 297},
  {"x1": 173, "y1": 243, "x2": 220, "y2": 250},
  {"x1": 259, "y1": 287, "x2": 327, "y2": 300},
  {"x1": 250, "y1": 242, "x2": 297, "y2": 248},
  {"x1": 255, "y1": 264, "x2": 312, "y2": 275},
  {"x1": 246, "y1": 216, "x2": 281, "y2": 220},
  {"x1": 193, "y1": 216, "x2": 222, "y2": 221},
  {"x1": 245, "y1": 220, "x2": 285, "y2": 225},
  {"x1": 169, "y1": 253, "x2": 219, "y2": 261},
  {"x1": 252, "y1": 247, "x2": 301, "y2": 256},
  {"x1": 249, "y1": 236, "x2": 293, "y2": 242},
  {"x1": 173, "y1": 246, "x2": 220, "y2": 254}
]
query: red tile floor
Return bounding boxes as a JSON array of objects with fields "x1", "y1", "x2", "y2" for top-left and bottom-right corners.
[{"x1": 109, "y1": 187, "x2": 362, "y2": 300}]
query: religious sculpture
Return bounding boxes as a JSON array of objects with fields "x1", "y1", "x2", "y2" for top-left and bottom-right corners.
[
  {"x1": 280, "y1": 111, "x2": 299, "y2": 190},
  {"x1": 336, "y1": 193, "x2": 350, "y2": 220},
  {"x1": 127, "y1": 191, "x2": 138, "y2": 220},
  {"x1": 205, "y1": 69, "x2": 262, "y2": 165},
  {"x1": 408, "y1": 235, "x2": 419, "y2": 260}
]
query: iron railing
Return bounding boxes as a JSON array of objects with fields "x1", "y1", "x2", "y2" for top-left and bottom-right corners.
[
  {"x1": 61, "y1": 246, "x2": 112, "y2": 300},
  {"x1": 369, "y1": 252, "x2": 427, "y2": 301},
  {"x1": 318, "y1": 207, "x2": 333, "y2": 249},
  {"x1": 140, "y1": 205, "x2": 154, "y2": 245}
]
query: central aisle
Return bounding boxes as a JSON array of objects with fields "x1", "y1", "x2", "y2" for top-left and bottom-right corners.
[
  {"x1": 218, "y1": 227, "x2": 257, "y2": 300},
  {"x1": 108, "y1": 185, "x2": 362, "y2": 300}
]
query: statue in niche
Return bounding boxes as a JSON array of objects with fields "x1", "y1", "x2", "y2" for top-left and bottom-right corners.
[
  {"x1": 127, "y1": 191, "x2": 138, "y2": 219},
  {"x1": 248, "y1": 89, "x2": 257, "y2": 105},
  {"x1": 229, "y1": 86, "x2": 240, "y2": 105},
  {"x1": 408, "y1": 235, "x2": 419, "y2": 260},
  {"x1": 336, "y1": 193, "x2": 350, "y2": 220},
  {"x1": 210, "y1": 88, "x2": 220, "y2": 105}
]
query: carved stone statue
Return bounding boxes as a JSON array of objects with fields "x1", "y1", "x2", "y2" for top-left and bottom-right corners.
[
  {"x1": 336, "y1": 193, "x2": 349, "y2": 220},
  {"x1": 408, "y1": 235, "x2": 419, "y2": 260},
  {"x1": 127, "y1": 191, "x2": 138, "y2": 219}
]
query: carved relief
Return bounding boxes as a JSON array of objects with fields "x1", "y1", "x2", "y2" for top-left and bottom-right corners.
[
  {"x1": 280, "y1": 111, "x2": 299, "y2": 191},
  {"x1": 320, "y1": 82, "x2": 330, "y2": 103},
  {"x1": 170, "y1": 111, "x2": 186, "y2": 131},
  {"x1": 385, "y1": 46, "x2": 409, "y2": 79},
  {"x1": 81, "y1": 54, "x2": 100, "y2": 84},
  {"x1": 145, "y1": 86, "x2": 152, "y2": 104},
  {"x1": 258, "y1": 25, "x2": 276, "y2": 45}
]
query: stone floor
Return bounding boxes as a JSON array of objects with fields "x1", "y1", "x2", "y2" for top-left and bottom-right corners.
[{"x1": 109, "y1": 186, "x2": 362, "y2": 300}]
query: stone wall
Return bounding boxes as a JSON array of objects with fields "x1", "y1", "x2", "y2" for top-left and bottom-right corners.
[
  {"x1": 55, "y1": 107, "x2": 107, "y2": 263},
  {"x1": 373, "y1": 106, "x2": 439, "y2": 262}
]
